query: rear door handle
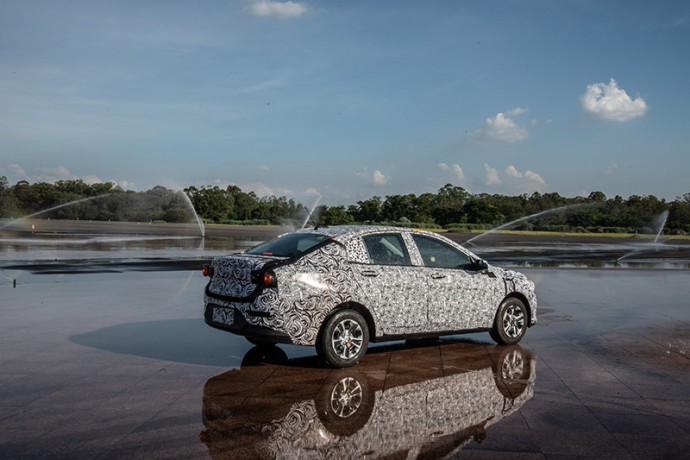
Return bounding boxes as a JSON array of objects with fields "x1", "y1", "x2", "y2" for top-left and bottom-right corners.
[
  {"x1": 431, "y1": 273, "x2": 446, "y2": 279},
  {"x1": 361, "y1": 270, "x2": 378, "y2": 277}
]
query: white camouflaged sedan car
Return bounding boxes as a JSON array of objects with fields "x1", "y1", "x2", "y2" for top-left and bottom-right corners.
[{"x1": 203, "y1": 226, "x2": 537, "y2": 367}]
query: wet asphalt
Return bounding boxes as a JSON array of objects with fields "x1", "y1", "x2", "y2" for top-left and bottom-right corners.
[{"x1": 0, "y1": 265, "x2": 689, "y2": 458}]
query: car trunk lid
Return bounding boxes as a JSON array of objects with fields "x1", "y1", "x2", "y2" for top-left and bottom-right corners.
[{"x1": 207, "y1": 254, "x2": 281, "y2": 301}]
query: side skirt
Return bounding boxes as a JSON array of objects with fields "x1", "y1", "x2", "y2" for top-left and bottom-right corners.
[{"x1": 371, "y1": 327, "x2": 491, "y2": 343}]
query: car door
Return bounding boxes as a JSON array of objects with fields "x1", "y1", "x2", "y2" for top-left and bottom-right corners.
[
  {"x1": 351, "y1": 232, "x2": 428, "y2": 334},
  {"x1": 411, "y1": 234, "x2": 502, "y2": 331}
]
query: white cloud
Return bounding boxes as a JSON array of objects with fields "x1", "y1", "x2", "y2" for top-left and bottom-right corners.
[
  {"x1": 504, "y1": 165, "x2": 546, "y2": 193},
  {"x1": 505, "y1": 107, "x2": 526, "y2": 117},
  {"x1": 505, "y1": 165, "x2": 545, "y2": 185},
  {"x1": 256, "y1": 164, "x2": 270, "y2": 171},
  {"x1": 213, "y1": 179, "x2": 236, "y2": 188},
  {"x1": 605, "y1": 163, "x2": 618, "y2": 175},
  {"x1": 355, "y1": 167, "x2": 390, "y2": 186},
  {"x1": 304, "y1": 187, "x2": 320, "y2": 196},
  {"x1": 438, "y1": 162, "x2": 465, "y2": 182},
  {"x1": 237, "y1": 80, "x2": 285, "y2": 95},
  {"x1": 580, "y1": 78, "x2": 648, "y2": 122},
  {"x1": 117, "y1": 180, "x2": 134, "y2": 190},
  {"x1": 469, "y1": 108, "x2": 529, "y2": 142},
  {"x1": 39, "y1": 166, "x2": 72, "y2": 179},
  {"x1": 246, "y1": 0, "x2": 308, "y2": 18},
  {"x1": 82, "y1": 175, "x2": 103, "y2": 185},
  {"x1": 7, "y1": 165, "x2": 76, "y2": 183},
  {"x1": 484, "y1": 163, "x2": 501, "y2": 185},
  {"x1": 242, "y1": 181, "x2": 293, "y2": 197},
  {"x1": 4, "y1": 164, "x2": 133, "y2": 189},
  {"x1": 9, "y1": 163, "x2": 27, "y2": 179},
  {"x1": 373, "y1": 170, "x2": 389, "y2": 186},
  {"x1": 481, "y1": 164, "x2": 546, "y2": 194}
]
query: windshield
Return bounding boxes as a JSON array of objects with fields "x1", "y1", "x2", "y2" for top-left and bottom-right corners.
[{"x1": 246, "y1": 232, "x2": 331, "y2": 258}]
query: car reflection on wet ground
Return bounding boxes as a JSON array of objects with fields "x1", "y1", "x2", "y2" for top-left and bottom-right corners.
[
  {"x1": 201, "y1": 343, "x2": 534, "y2": 458},
  {"x1": 0, "y1": 231, "x2": 689, "y2": 458}
]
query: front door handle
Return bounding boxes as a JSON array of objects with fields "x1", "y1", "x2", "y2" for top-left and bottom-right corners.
[
  {"x1": 361, "y1": 270, "x2": 378, "y2": 277},
  {"x1": 431, "y1": 273, "x2": 446, "y2": 279}
]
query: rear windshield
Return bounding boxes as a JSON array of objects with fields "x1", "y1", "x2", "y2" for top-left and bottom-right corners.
[{"x1": 246, "y1": 232, "x2": 331, "y2": 258}]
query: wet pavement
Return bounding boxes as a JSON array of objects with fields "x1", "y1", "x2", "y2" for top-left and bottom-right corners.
[
  {"x1": 1, "y1": 224, "x2": 689, "y2": 459},
  {"x1": 1, "y1": 266, "x2": 688, "y2": 459}
]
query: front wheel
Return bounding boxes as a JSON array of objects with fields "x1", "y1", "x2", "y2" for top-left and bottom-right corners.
[
  {"x1": 317, "y1": 310, "x2": 369, "y2": 368},
  {"x1": 490, "y1": 298, "x2": 528, "y2": 345}
]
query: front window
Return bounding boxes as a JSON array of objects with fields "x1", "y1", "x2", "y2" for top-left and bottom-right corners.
[
  {"x1": 246, "y1": 232, "x2": 331, "y2": 258},
  {"x1": 412, "y1": 234, "x2": 472, "y2": 269},
  {"x1": 362, "y1": 233, "x2": 411, "y2": 266}
]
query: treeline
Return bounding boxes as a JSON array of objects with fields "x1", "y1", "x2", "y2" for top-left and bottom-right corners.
[
  {"x1": 183, "y1": 185, "x2": 305, "y2": 225},
  {"x1": 0, "y1": 178, "x2": 196, "y2": 223},
  {"x1": 2, "y1": 177, "x2": 689, "y2": 234},
  {"x1": 0, "y1": 177, "x2": 305, "y2": 226},
  {"x1": 317, "y1": 185, "x2": 690, "y2": 235}
]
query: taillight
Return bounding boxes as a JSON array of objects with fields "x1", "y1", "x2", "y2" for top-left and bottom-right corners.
[
  {"x1": 263, "y1": 270, "x2": 276, "y2": 287},
  {"x1": 202, "y1": 265, "x2": 214, "y2": 277}
]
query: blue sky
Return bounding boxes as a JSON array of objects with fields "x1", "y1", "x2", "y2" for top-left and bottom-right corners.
[{"x1": 1, "y1": 0, "x2": 689, "y2": 205}]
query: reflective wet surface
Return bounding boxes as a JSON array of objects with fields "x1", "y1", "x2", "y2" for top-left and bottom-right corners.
[
  {"x1": 1, "y1": 225, "x2": 689, "y2": 458},
  {"x1": 201, "y1": 343, "x2": 534, "y2": 458}
]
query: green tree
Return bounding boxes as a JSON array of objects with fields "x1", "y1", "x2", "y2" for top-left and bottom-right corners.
[
  {"x1": 432, "y1": 184, "x2": 469, "y2": 225},
  {"x1": 354, "y1": 196, "x2": 383, "y2": 222},
  {"x1": 0, "y1": 176, "x2": 21, "y2": 218},
  {"x1": 319, "y1": 205, "x2": 355, "y2": 225}
]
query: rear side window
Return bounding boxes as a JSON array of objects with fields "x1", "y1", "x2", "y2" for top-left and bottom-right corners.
[
  {"x1": 247, "y1": 233, "x2": 331, "y2": 258},
  {"x1": 362, "y1": 233, "x2": 411, "y2": 266}
]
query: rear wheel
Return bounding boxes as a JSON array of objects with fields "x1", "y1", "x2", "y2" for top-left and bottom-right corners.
[
  {"x1": 491, "y1": 297, "x2": 527, "y2": 345},
  {"x1": 315, "y1": 370, "x2": 374, "y2": 435},
  {"x1": 317, "y1": 310, "x2": 369, "y2": 368}
]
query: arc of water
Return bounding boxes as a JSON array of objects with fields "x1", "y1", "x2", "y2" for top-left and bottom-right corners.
[
  {"x1": 617, "y1": 209, "x2": 670, "y2": 262},
  {"x1": 0, "y1": 194, "x2": 111, "y2": 229},
  {"x1": 653, "y1": 210, "x2": 669, "y2": 244},
  {"x1": 301, "y1": 196, "x2": 322, "y2": 230},
  {"x1": 180, "y1": 192, "x2": 205, "y2": 237},
  {"x1": 464, "y1": 204, "x2": 584, "y2": 246}
]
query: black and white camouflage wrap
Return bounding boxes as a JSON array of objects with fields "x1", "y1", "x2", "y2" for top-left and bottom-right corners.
[{"x1": 204, "y1": 226, "x2": 537, "y2": 346}]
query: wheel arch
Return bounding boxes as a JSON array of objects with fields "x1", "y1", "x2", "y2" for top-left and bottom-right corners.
[
  {"x1": 500, "y1": 292, "x2": 535, "y2": 327},
  {"x1": 321, "y1": 302, "x2": 377, "y2": 340}
]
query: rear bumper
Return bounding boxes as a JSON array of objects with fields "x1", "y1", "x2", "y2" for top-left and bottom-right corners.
[{"x1": 204, "y1": 303, "x2": 293, "y2": 344}]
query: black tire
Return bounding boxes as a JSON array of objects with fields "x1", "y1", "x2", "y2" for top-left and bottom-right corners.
[
  {"x1": 317, "y1": 310, "x2": 369, "y2": 368},
  {"x1": 491, "y1": 297, "x2": 528, "y2": 345}
]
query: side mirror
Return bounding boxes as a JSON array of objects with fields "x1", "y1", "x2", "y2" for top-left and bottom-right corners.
[{"x1": 474, "y1": 259, "x2": 488, "y2": 271}]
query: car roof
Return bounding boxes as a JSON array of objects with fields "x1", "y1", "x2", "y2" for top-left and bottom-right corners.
[{"x1": 297, "y1": 225, "x2": 440, "y2": 242}]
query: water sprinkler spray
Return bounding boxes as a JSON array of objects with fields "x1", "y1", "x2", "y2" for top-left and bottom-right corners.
[
  {"x1": 301, "y1": 196, "x2": 322, "y2": 230},
  {"x1": 463, "y1": 204, "x2": 586, "y2": 247},
  {"x1": 0, "y1": 194, "x2": 112, "y2": 230}
]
